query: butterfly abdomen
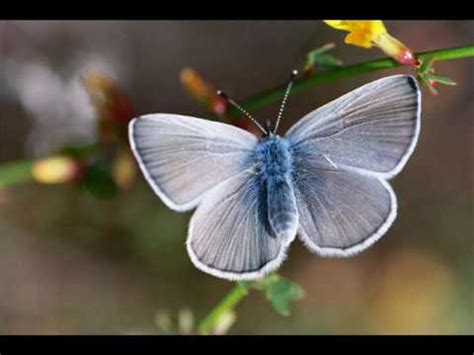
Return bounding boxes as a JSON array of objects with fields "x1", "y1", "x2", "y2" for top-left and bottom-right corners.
[{"x1": 255, "y1": 136, "x2": 298, "y2": 241}]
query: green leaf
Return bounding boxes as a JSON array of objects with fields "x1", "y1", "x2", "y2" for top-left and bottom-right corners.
[
  {"x1": 81, "y1": 162, "x2": 118, "y2": 199},
  {"x1": 313, "y1": 53, "x2": 343, "y2": 68},
  {"x1": 426, "y1": 82, "x2": 439, "y2": 96},
  {"x1": 308, "y1": 42, "x2": 336, "y2": 56},
  {"x1": 304, "y1": 43, "x2": 342, "y2": 72},
  {"x1": 417, "y1": 74, "x2": 438, "y2": 96},
  {"x1": 256, "y1": 275, "x2": 304, "y2": 316},
  {"x1": 418, "y1": 55, "x2": 435, "y2": 74},
  {"x1": 425, "y1": 73, "x2": 457, "y2": 86}
]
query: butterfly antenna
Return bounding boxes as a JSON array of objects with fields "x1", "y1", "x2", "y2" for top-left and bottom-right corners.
[
  {"x1": 273, "y1": 69, "x2": 298, "y2": 134},
  {"x1": 217, "y1": 90, "x2": 268, "y2": 135}
]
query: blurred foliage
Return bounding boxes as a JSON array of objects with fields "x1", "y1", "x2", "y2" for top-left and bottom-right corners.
[{"x1": 254, "y1": 275, "x2": 305, "y2": 317}]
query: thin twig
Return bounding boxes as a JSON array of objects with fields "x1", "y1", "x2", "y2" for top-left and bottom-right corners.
[
  {"x1": 197, "y1": 282, "x2": 249, "y2": 335},
  {"x1": 0, "y1": 44, "x2": 473, "y2": 188}
]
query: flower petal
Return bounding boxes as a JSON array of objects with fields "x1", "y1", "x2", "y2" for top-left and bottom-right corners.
[{"x1": 324, "y1": 20, "x2": 387, "y2": 48}]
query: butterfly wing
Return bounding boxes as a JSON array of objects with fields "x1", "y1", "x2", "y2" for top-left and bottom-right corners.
[
  {"x1": 286, "y1": 75, "x2": 421, "y2": 256},
  {"x1": 129, "y1": 114, "x2": 258, "y2": 211},
  {"x1": 187, "y1": 170, "x2": 295, "y2": 280},
  {"x1": 293, "y1": 159, "x2": 396, "y2": 257},
  {"x1": 286, "y1": 75, "x2": 421, "y2": 179}
]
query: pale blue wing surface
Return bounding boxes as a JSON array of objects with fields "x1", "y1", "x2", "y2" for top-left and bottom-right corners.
[
  {"x1": 292, "y1": 157, "x2": 397, "y2": 257},
  {"x1": 286, "y1": 75, "x2": 421, "y2": 179},
  {"x1": 129, "y1": 114, "x2": 258, "y2": 211},
  {"x1": 187, "y1": 170, "x2": 296, "y2": 281}
]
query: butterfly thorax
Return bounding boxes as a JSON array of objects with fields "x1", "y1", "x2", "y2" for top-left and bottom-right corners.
[
  {"x1": 255, "y1": 135, "x2": 294, "y2": 185},
  {"x1": 253, "y1": 135, "x2": 298, "y2": 241}
]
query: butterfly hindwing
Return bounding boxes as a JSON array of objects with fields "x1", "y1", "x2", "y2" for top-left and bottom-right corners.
[
  {"x1": 187, "y1": 170, "x2": 295, "y2": 280},
  {"x1": 292, "y1": 156, "x2": 396, "y2": 256}
]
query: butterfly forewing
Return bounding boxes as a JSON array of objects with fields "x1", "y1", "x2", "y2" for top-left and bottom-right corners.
[
  {"x1": 286, "y1": 75, "x2": 421, "y2": 179},
  {"x1": 129, "y1": 114, "x2": 258, "y2": 211}
]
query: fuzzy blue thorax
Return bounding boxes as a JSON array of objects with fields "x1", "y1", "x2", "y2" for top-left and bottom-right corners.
[
  {"x1": 255, "y1": 135, "x2": 293, "y2": 186},
  {"x1": 254, "y1": 134, "x2": 298, "y2": 241}
]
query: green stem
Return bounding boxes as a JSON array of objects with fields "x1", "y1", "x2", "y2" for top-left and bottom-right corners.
[
  {"x1": 197, "y1": 282, "x2": 249, "y2": 335},
  {"x1": 0, "y1": 160, "x2": 34, "y2": 188},
  {"x1": 1, "y1": 44, "x2": 473, "y2": 188},
  {"x1": 229, "y1": 44, "x2": 474, "y2": 116},
  {"x1": 195, "y1": 44, "x2": 473, "y2": 335},
  {"x1": 0, "y1": 142, "x2": 101, "y2": 188}
]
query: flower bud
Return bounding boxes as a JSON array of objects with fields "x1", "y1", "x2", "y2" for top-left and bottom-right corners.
[
  {"x1": 180, "y1": 67, "x2": 229, "y2": 116},
  {"x1": 32, "y1": 156, "x2": 81, "y2": 184},
  {"x1": 373, "y1": 32, "x2": 417, "y2": 66},
  {"x1": 324, "y1": 20, "x2": 418, "y2": 67},
  {"x1": 111, "y1": 149, "x2": 137, "y2": 190},
  {"x1": 82, "y1": 71, "x2": 134, "y2": 123},
  {"x1": 210, "y1": 95, "x2": 228, "y2": 117},
  {"x1": 180, "y1": 67, "x2": 214, "y2": 104}
]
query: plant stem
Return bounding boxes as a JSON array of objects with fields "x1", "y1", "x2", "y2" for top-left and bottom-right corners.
[
  {"x1": 195, "y1": 44, "x2": 473, "y2": 335},
  {"x1": 229, "y1": 44, "x2": 474, "y2": 116},
  {"x1": 0, "y1": 142, "x2": 101, "y2": 188},
  {"x1": 1, "y1": 44, "x2": 473, "y2": 188},
  {"x1": 0, "y1": 160, "x2": 34, "y2": 188},
  {"x1": 197, "y1": 282, "x2": 249, "y2": 335}
]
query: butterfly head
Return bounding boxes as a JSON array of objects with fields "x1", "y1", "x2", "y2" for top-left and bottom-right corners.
[{"x1": 263, "y1": 121, "x2": 279, "y2": 139}]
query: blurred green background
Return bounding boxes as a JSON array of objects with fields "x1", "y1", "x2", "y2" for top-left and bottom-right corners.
[{"x1": 1, "y1": 20, "x2": 473, "y2": 334}]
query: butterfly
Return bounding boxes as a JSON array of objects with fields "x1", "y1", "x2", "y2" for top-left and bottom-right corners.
[{"x1": 129, "y1": 73, "x2": 421, "y2": 281}]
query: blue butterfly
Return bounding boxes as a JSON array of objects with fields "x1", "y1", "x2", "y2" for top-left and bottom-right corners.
[{"x1": 129, "y1": 73, "x2": 421, "y2": 281}]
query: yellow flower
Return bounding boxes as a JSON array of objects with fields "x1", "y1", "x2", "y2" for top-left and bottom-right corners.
[
  {"x1": 324, "y1": 20, "x2": 386, "y2": 48},
  {"x1": 32, "y1": 156, "x2": 81, "y2": 184},
  {"x1": 324, "y1": 20, "x2": 417, "y2": 66}
]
